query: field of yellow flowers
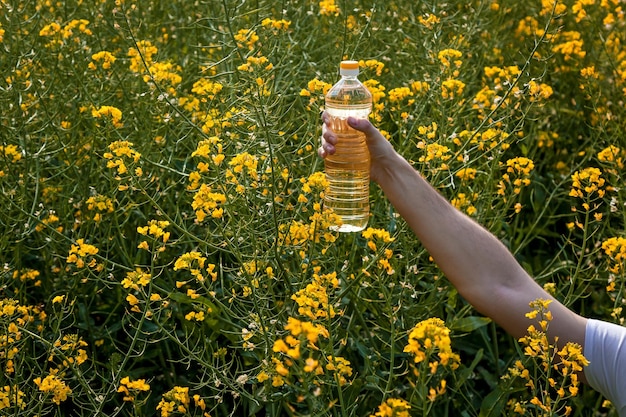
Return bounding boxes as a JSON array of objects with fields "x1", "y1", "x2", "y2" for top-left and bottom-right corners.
[{"x1": 1, "y1": 0, "x2": 625, "y2": 415}]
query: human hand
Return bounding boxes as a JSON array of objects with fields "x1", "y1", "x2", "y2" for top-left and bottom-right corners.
[{"x1": 319, "y1": 112, "x2": 397, "y2": 184}]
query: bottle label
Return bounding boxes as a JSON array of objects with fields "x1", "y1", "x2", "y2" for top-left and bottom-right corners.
[{"x1": 326, "y1": 106, "x2": 371, "y2": 119}]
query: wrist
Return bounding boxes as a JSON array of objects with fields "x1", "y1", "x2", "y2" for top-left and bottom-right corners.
[{"x1": 374, "y1": 151, "x2": 411, "y2": 187}]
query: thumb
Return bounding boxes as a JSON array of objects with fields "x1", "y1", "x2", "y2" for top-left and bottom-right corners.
[{"x1": 347, "y1": 116, "x2": 375, "y2": 133}]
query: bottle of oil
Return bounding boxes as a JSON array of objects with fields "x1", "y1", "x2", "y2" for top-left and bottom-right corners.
[{"x1": 324, "y1": 60, "x2": 372, "y2": 232}]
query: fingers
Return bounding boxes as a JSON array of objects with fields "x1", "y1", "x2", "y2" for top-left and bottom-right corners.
[{"x1": 319, "y1": 111, "x2": 336, "y2": 157}]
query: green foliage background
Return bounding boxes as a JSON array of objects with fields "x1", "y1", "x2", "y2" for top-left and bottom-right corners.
[{"x1": 1, "y1": 0, "x2": 625, "y2": 415}]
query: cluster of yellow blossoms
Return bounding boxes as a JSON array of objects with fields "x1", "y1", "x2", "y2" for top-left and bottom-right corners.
[
  {"x1": 173, "y1": 251, "x2": 219, "y2": 283},
  {"x1": 38, "y1": 19, "x2": 92, "y2": 48},
  {"x1": 92, "y1": 105, "x2": 123, "y2": 129},
  {"x1": 66, "y1": 238, "x2": 101, "y2": 270},
  {"x1": 602, "y1": 236, "x2": 626, "y2": 274},
  {"x1": 156, "y1": 386, "x2": 210, "y2": 417},
  {"x1": 506, "y1": 299, "x2": 589, "y2": 415},
  {"x1": 404, "y1": 318, "x2": 460, "y2": 402},
  {"x1": 291, "y1": 271, "x2": 339, "y2": 320},
  {"x1": 88, "y1": 50, "x2": 116, "y2": 70},
  {"x1": 369, "y1": 397, "x2": 411, "y2": 417},
  {"x1": 498, "y1": 156, "x2": 535, "y2": 197},
  {"x1": 118, "y1": 376, "x2": 150, "y2": 402}
]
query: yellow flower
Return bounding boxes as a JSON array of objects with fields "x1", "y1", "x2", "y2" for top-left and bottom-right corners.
[
  {"x1": 552, "y1": 31, "x2": 586, "y2": 61},
  {"x1": 441, "y1": 78, "x2": 466, "y2": 99},
  {"x1": 304, "y1": 357, "x2": 322, "y2": 374},
  {"x1": 191, "y1": 78, "x2": 223, "y2": 99},
  {"x1": 404, "y1": 318, "x2": 460, "y2": 370},
  {"x1": 455, "y1": 168, "x2": 477, "y2": 181},
  {"x1": 598, "y1": 145, "x2": 624, "y2": 168},
  {"x1": 121, "y1": 269, "x2": 152, "y2": 290},
  {"x1": 527, "y1": 80, "x2": 553, "y2": 101},
  {"x1": 602, "y1": 236, "x2": 626, "y2": 273},
  {"x1": 300, "y1": 171, "x2": 329, "y2": 195},
  {"x1": 52, "y1": 295, "x2": 65, "y2": 304},
  {"x1": 118, "y1": 376, "x2": 150, "y2": 402},
  {"x1": 419, "y1": 13, "x2": 441, "y2": 29},
  {"x1": 92, "y1": 105, "x2": 123, "y2": 128},
  {"x1": 388, "y1": 87, "x2": 413, "y2": 103},
  {"x1": 128, "y1": 40, "x2": 158, "y2": 73},
  {"x1": 157, "y1": 386, "x2": 190, "y2": 417},
  {"x1": 360, "y1": 59, "x2": 385, "y2": 76},
  {"x1": 418, "y1": 143, "x2": 451, "y2": 168},
  {"x1": 451, "y1": 193, "x2": 478, "y2": 216},
  {"x1": 319, "y1": 0, "x2": 340, "y2": 16},
  {"x1": 580, "y1": 65, "x2": 599, "y2": 79},
  {"x1": 438, "y1": 49, "x2": 463, "y2": 68},
  {"x1": 233, "y1": 28, "x2": 259, "y2": 50},
  {"x1": 0, "y1": 144, "x2": 22, "y2": 163},
  {"x1": 569, "y1": 167, "x2": 605, "y2": 199},
  {"x1": 369, "y1": 397, "x2": 411, "y2": 417},
  {"x1": 34, "y1": 372, "x2": 72, "y2": 405},
  {"x1": 67, "y1": 239, "x2": 100, "y2": 269},
  {"x1": 90, "y1": 51, "x2": 116, "y2": 70},
  {"x1": 144, "y1": 61, "x2": 182, "y2": 87},
  {"x1": 261, "y1": 18, "x2": 292, "y2": 31},
  {"x1": 0, "y1": 385, "x2": 25, "y2": 409},
  {"x1": 256, "y1": 370, "x2": 270, "y2": 382},
  {"x1": 184, "y1": 311, "x2": 205, "y2": 321},
  {"x1": 191, "y1": 184, "x2": 227, "y2": 222}
]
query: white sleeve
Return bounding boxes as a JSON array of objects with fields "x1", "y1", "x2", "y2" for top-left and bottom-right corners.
[{"x1": 584, "y1": 318, "x2": 626, "y2": 416}]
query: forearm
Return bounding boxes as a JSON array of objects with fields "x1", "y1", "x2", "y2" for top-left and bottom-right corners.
[{"x1": 376, "y1": 152, "x2": 579, "y2": 338}]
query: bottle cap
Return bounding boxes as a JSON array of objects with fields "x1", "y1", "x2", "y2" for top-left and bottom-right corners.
[{"x1": 340, "y1": 60, "x2": 359, "y2": 76}]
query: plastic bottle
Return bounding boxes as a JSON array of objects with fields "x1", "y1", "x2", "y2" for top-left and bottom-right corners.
[{"x1": 324, "y1": 60, "x2": 372, "y2": 232}]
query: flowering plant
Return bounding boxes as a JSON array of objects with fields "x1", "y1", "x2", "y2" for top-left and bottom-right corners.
[{"x1": 1, "y1": 0, "x2": 624, "y2": 416}]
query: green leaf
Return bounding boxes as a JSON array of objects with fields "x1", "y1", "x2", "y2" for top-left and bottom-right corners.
[
  {"x1": 450, "y1": 316, "x2": 492, "y2": 332},
  {"x1": 478, "y1": 386, "x2": 510, "y2": 417}
]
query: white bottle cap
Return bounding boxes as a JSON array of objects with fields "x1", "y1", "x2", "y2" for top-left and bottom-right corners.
[{"x1": 340, "y1": 60, "x2": 359, "y2": 76}]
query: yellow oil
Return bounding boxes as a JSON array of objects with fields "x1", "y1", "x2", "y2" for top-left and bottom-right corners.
[{"x1": 324, "y1": 109, "x2": 370, "y2": 232}]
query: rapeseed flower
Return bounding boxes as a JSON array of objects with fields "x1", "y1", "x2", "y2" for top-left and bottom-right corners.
[
  {"x1": 569, "y1": 167, "x2": 605, "y2": 199},
  {"x1": 498, "y1": 157, "x2": 535, "y2": 195},
  {"x1": 552, "y1": 31, "x2": 587, "y2": 61},
  {"x1": 419, "y1": 13, "x2": 441, "y2": 29},
  {"x1": 89, "y1": 51, "x2": 116, "y2": 70},
  {"x1": 291, "y1": 278, "x2": 336, "y2": 320},
  {"x1": 118, "y1": 376, "x2": 150, "y2": 402},
  {"x1": 261, "y1": 18, "x2": 291, "y2": 31},
  {"x1": 404, "y1": 317, "x2": 460, "y2": 371},
  {"x1": 319, "y1": 0, "x2": 340, "y2": 16},
  {"x1": 360, "y1": 59, "x2": 385, "y2": 76},
  {"x1": 451, "y1": 193, "x2": 478, "y2": 216},
  {"x1": 325, "y1": 355, "x2": 352, "y2": 385},
  {"x1": 191, "y1": 78, "x2": 223, "y2": 99},
  {"x1": 128, "y1": 40, "x2": 158, "y2": 73},
  {"x1": 602, "y1": 236, "x2": 626, "y2": 273},
  {"x1": 0, "y1": 144, "x2": 22, "y2": 163},
  {"x1": 157, "y1": 386, "x2": 190, "y2": 417},
  {"x1": 369, "y1": 397, "x2": 411, "y2": 417},
  {"x1": 598, "y1": 145, "x2": 624, "y2": 169},
  {"x1": 92, "y1": 106, "x2": 123, "y2": 128},
  {"x1": 191, "y1": 184, "x2": 227, "y2": 222},
  {"x1": 234, "y1": 28, "x2": 259, "y2": 50},
  {"x1": 0, "y1": 385, "x2": 25, "y2": 410},
  {"x1": 34, "y1": 371, "x2": 72, "y2": 405},
  {"x1": 144, "y1": 61, "x2": 182, "y2": 87},
  {"x1": 67, "y1": 239, "x2": 100, "y2": 269},
  {"x1": 121, "y1": 269, "x2": 152, "y2": 290}
]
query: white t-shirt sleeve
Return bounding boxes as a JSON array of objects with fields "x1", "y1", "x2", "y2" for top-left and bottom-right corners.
[{"x1": 584, "y1": 318, "x2": 626, "y2": 416}]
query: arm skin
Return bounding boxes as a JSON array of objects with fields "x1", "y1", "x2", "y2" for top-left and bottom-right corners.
[{"x1": 320, "y1": 114, "x2": 588, "y2": 377}]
